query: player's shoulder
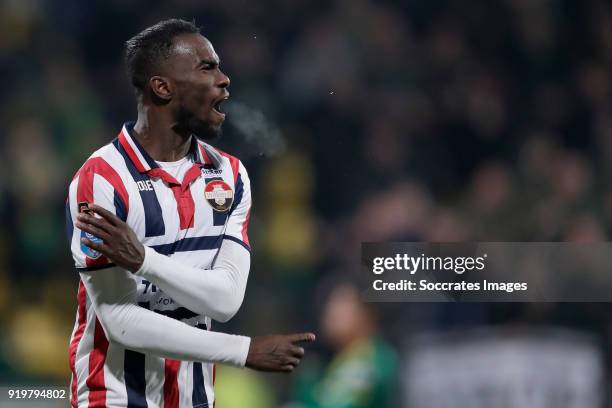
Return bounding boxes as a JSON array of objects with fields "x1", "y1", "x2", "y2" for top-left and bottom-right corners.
[{"x1": 69, "y1": 141, "x2": 126, "y2": 183}]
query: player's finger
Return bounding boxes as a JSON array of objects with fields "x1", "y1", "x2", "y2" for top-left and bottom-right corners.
[
  {"x1": 81, "y1": 237, "x2": 111, "y2": 255},
  {"x1": 77, "y1": 213, "x2": 114, "y2": 235},
  {"x1": 288, "y1": 332, "x2": 316, "y2": 344},
  {"x1": 285, "y1": 357, "x2": 300, "y2": 366},
  {"x1": 76, "y1": 221, "x2": 112, "y2": 242},
  {"x1": 280, "y1": 365, "x2": 295, "y2": 373},
  {"x1": 90, "y1": 204, "x2": 121, "y2": 226},
  {"x1": 289, "y1": 345, "x2": 305, "y2": 357}
]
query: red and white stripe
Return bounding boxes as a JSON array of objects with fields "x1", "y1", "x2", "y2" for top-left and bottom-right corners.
[{"x1": 117, "y1": 127, "x2": 152, "y2": 173}]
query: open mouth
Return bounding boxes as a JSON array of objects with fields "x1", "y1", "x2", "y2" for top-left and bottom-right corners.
[{"x1": 212, "y1": 95, "x2": 229, "y2": 115}]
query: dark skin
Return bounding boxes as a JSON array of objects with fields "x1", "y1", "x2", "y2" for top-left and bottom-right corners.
[{"x1": 77, "y1": 33, "x2": 315, "y2": 372}]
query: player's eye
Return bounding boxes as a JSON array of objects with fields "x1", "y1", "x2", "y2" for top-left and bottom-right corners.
[{"x1": 200, "y1": 63, "x2": 217, "y2": 71}]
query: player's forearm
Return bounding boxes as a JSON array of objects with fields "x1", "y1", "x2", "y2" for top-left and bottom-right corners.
[
  {"x1": 97, "y1": 301, "x2": 250, "y2": 365},
  {"x1": 79, "y1": 270, "x2": 250, "y2": 366},
  {"x1": 134, "y1": 238, "x2": 250, "y2": 322}
]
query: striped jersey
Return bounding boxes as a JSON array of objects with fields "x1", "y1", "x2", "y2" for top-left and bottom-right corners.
[{"x1": 66, "y1": 122, "x2": 251, "y2": 408}]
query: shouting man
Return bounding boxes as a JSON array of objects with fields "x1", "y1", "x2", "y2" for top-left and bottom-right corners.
[{"x1": 66, "y1": 19, "x2": 314, "y2": 408}]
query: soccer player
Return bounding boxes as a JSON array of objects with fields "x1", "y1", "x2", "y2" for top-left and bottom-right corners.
[{"x1": 66, "y1": 19, "x2": 315, "y2": 408}]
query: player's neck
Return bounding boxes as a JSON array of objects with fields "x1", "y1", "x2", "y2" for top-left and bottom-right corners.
[{"x1": 133, "y1": 108, "x2": 191, "y2": 162}]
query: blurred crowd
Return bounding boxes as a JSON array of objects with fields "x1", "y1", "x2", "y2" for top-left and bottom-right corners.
[{"x1": 1, "y1": 0, "x2": 612, "y2": 406}]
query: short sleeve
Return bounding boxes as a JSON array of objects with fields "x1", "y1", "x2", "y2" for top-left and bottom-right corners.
[
  {"x1": 66, "y1": 157, "x2": 129, "y2": 271},
  {"x1": 224, "y1": 161, "x2": 251, "y2": 252}
]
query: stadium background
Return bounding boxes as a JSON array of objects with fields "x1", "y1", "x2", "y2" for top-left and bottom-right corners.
[{"x1": 1, "y1": 0, "x2": 612, "y2": 406}]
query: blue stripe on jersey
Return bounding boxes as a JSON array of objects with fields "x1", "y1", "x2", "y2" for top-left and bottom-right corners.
[
  {"x1": 113, "y1": 138, "x2": 166, "y2": 237},
  {"x1": 114, "y1": 190, "x2": 128, "y2": 222},
  {"x1": 150, "y1": 235, "x2": 223, "y2": 256},
  {"x1": 65, "y1": 201, "x2": 73, "y2": 245},
  {"x1": 193, "y1": 324, "x2": 209, "y2": 408},
  {"x1": 223, "y1": 235, "x2": 251, "y2": 252},
  {"x1": 229, "y1": 173, "x2": 244, "y2": 215},
  {"x1": 124, "y1": 350, "x2": 148, "y2": 408},
  {"x1": 192, "y1": 362, "x2": 209, "y2": 408}
]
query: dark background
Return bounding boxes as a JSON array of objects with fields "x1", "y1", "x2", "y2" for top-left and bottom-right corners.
[{"x1": 1, "y1": 0, "x2": 612, "y2": 406}]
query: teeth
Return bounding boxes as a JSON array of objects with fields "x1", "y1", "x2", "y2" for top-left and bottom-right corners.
[{"x1": 214, "y1": 101, "x2": 222, "y2": 112}]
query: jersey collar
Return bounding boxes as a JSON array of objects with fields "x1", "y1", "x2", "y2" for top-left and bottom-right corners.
[{"x1": 118, "y1": 122, "x2": 222, "y2": 173}]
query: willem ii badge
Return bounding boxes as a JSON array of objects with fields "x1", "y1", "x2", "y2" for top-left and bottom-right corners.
[{"x1": 204, "y1": 180, "x2": 234, "y2": 212}]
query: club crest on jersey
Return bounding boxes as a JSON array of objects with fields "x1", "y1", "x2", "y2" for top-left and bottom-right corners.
[
  {"x1": 204, "y1": 180, "x2": 234, "y2": 212},
  {"x1": 80, "y1": 230, "x2": 103, "y2": 259}
]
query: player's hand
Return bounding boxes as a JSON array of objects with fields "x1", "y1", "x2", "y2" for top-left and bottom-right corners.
[
  {"x1": 246, "y1": 332, "x2": 316, "y2": 373},
  {"x1": 76, "y1": 203, "x2": 145, "y2": 272}
]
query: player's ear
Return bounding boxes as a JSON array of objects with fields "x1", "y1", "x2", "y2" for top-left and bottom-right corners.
[{"x1": 149, "y1": 76, "x2": 173, "y2": 101}]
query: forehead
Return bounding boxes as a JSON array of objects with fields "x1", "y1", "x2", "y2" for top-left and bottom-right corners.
[{"x1": 170, "y1": 34, "x2": 219, "y2": 66}]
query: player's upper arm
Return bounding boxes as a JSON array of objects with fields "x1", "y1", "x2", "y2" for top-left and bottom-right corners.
[
  {"x1": 224, "y1": 160, "x2": 252, "y2": 251},
  {"x1": 66, "y1": 156, "x2": 129, "y2": 271}
]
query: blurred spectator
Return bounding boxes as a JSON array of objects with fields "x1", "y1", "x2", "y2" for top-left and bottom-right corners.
[{"x1": 289, "y1": 283, "x2": 397, "y2": 408}]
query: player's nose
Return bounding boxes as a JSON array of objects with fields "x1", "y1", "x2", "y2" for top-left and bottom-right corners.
[{"x1": 218, "y1": 70, "x2": 230, "y2": 88}]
